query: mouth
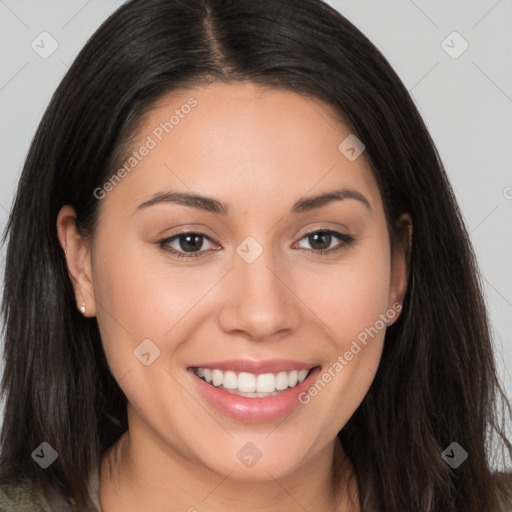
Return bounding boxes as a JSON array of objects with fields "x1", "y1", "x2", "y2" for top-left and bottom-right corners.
[
  {"x1": 187, "y1": 359, "x2": 322, "y2": 422},
  {"x1": 191, "y1": 366, "x2": 313, "y2": 398}
]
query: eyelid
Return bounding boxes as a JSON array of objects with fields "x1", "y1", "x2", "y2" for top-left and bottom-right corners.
[
  {"x1": 158, "y1": 231, "x2": 217, "y2": 259},
  {"x1": 292, "y1": 227, "x2": 354, "y2": 252},
  {"x1": 157, "y1": 226, "x2": 355, "y2": 260}
]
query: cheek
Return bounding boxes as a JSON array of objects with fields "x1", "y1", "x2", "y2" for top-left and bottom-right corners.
[
  {"x1": 303, "y1": 239, "x2": 391, "y2": 347},
  {"x1": 335, "y1": 256, "x2": 390, "y2": 342},
  {"x1": 91, "y1": 235, "x2": 223, "y2": 375},
  {"x1": 91, "y1": 235, "x2": 167, "y2": 373},
  {"x1": 296, "y1": 236, "x2": 391, "y2": 428}
]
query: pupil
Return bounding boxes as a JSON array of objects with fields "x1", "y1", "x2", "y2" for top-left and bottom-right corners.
[
  {"x1": 177, "y1": 233, "x2": 332, "y2": 253},
  {"x1": 180, "y1": 234, "x2": 203, "y2": 252},
  {"x1": 309, "y1": 231, "x2": 331, "y2": 250}
]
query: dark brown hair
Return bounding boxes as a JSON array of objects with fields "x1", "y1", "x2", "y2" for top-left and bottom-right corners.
[{"x1": 1, "y1": 0, "x2": 511, "y2": 510}]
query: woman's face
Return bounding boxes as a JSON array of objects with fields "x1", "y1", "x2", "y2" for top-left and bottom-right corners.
[{"x1": 61, "y1": 81, "x2": 408, "y2": 481}]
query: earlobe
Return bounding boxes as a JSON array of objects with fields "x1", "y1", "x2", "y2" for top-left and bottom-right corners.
[
  {"x1": 56, "y1": 205, "x2": 96, "y2": 317},
  {"x1": 387, "y1": 213, "x2": 412, "y2": 324}
]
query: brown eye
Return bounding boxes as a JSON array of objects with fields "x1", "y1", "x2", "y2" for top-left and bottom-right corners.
[
  {"x1": 294, "y1": 229, "x2": 355, "y2": 256},
  {"x1": 158, "y1": 232, "x2": 216, "y2": 259}
]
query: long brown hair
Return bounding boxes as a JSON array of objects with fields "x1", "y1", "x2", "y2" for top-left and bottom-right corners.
[{"x1": 1, "y1": 0, "x2": 511, "y2": 510}]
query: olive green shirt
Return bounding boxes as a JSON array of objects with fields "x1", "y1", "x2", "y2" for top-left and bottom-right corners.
[
  {"x1": 0, "y1": 466, "x2": 102, "y2": 511},
  {"x1": 0, "y1": 468, "x2": 511, "y2": 511}
]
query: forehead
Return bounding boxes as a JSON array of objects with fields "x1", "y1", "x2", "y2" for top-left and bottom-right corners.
[{"x1": 99, "y1": 81, "x2": 383, "y2": 219}]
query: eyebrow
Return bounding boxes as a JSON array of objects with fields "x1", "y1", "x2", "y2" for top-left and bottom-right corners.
[{"x1": 134, "y1": 187, "x2": 372, "y2": 215}]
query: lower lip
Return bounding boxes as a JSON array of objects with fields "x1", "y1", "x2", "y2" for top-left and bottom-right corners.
[{"x1": 188, "y1": 366, "x2": 321, "y2": 423}]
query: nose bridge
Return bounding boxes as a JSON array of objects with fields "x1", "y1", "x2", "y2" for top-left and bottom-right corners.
[
  {"x1": 218, "y1": 234, "x2": 300, "y2": 340},
  {"x1": 240, "y1": 248, "x2": 282, "y2": 305}
]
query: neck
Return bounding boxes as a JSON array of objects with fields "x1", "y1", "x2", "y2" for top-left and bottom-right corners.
[{"x1": 99, "y1": 417, "x2": 360, "y2": 512}]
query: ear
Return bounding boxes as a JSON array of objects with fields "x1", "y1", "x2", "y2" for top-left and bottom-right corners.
[
  {"x1": 387, "y1": 212, "x2": 412, "y2": 323},
  {"x1": 56, "y1": 205, "x2": 96, "y2": 317}
]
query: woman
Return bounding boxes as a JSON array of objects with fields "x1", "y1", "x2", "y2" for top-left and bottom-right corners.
[{"x1": 0, "y1": 0, "x2": 511, "y2": 510}]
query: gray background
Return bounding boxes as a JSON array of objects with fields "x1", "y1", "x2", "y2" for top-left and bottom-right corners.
[{"x1": 0, "y1": 0, "x2": 511, "y2": 428}]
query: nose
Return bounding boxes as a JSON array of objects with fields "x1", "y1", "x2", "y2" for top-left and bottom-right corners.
[{"x1": 217, "y1": 245, "x2": 301, "y2": 341}]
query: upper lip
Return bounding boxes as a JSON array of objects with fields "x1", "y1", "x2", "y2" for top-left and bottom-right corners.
[{"x1": 189, "y1": 359, "x2": 318, "y2": 374}]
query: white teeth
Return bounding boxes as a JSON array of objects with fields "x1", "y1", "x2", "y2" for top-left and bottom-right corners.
[
  {"x1": 238, "y1": 372, "x2": 256, "y2": 393},
  {"x1": 298, "y1": 369, "x2": 309, "y2": 383},
  {"x1": 223, "y1": 371, "x2": 238, "y2": 389},
  {"x1": 275, "y1": 371, "x2": 289, "y2": 390},
  {"x1": 288, "y1": 370, "x2": 298, "y2": 388},
  {"x1": 211, "y1": 369, "x2": 223, "y2": 387},
  {"x1": 256, "y1": 373, "x2": 276, "y2": 393},
  {"x1": 194, "y1": 367, "x2": 312, "y2": 394}
]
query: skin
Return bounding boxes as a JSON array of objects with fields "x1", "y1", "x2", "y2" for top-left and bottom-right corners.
[{"x1": 57, "y1": 81, "x2": 411, "y2": 512}]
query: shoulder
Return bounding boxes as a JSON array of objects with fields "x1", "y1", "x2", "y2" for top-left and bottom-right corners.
[
  {"x1": 0, "y1": 478, "x2": 72, "y2": 512},
  {"x1": 0, "y1": 478, "x2": 46, "y2": 511},
  {"x1": 493, "y1": 471, "x2": 512, "y2": 512}
]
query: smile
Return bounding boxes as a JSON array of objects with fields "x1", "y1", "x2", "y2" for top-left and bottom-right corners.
[
  {"x1": 188, "y1": 359, "x2": 322, "y2": 422},
  {"x1": 193, "y1": 367, "x2": 311, "y2": 397}
]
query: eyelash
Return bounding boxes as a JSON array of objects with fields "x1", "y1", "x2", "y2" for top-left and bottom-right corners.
[{"x1": 157, "y1": 229, "x2": 355, "y2": 260}]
